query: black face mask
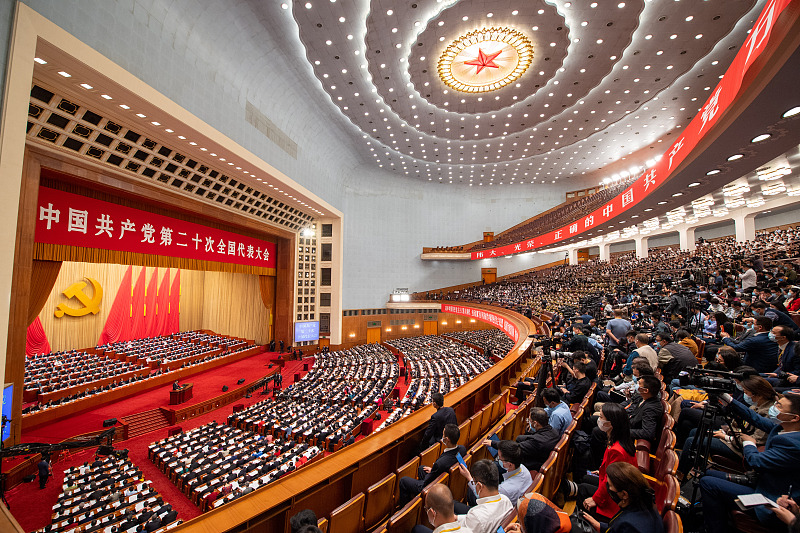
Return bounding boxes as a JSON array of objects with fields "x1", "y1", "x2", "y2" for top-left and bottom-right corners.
[{"x1": 607, "y1": 485, "x2": 622, "y2": 504}]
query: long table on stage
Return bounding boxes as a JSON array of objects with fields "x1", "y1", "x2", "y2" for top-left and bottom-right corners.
[{"x1": 169, "y1": 383, "x2": 193, "y2": 405}]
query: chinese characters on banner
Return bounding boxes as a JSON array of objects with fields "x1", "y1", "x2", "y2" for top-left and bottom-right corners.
[
  {"x1": 440, "y1": 304, "x2": 519, "y2": 342},
  {"x1": 470, "y1": 0, "x2": 793, "y2": 261},
  {"x1": 35, "y1": 187, "x2": 277, "y2": 269}
]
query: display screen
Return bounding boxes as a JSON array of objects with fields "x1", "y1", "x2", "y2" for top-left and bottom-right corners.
[
  {"x1": 294, "y1": 321, "x2": 320, "y2": 343},
  {"x1": 2, "y1": 383, "x2": 12, "y2": 442}
]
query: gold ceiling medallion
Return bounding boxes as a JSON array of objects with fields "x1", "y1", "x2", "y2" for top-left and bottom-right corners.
[{"x1": 438, "y1": 27, "x2": 533, "y2": 93}]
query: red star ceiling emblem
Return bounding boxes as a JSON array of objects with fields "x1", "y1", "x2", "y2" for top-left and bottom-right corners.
[{"x1": 464, "y1": 48, "x2": 502, "y2": 74}]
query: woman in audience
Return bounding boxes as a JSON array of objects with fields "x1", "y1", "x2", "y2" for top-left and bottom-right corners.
[
  {"x1": 582, "y1": 462, "x2": 664, "y2": 532},
  {"x1": 706, "y1": 345, "x2": 742, "y2": 372},
  {"x1": 563, "y1": 403, "x2": 637, "y2": 521}
]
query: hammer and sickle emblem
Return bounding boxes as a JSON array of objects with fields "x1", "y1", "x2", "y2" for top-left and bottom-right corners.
[{"x1": 54, "y1": 278, "x2": 103, "y2": 318}]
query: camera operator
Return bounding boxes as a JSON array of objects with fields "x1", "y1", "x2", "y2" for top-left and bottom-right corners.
[
  {"x1": 650, "y1": 314, "x2": 673, "y2": 338},
  {"x1": 720, "y1": 316, "x2": 779, "y2": 374},
  {"x1": 763, "y1": 325, "x2": 800, "y2": 391},
  {"x1": 699, "y1": 392, "x2": 800, "y2": 533},
  {"x1": 564, "y1": 326, "x2": 601, "y2": 365},
  {"x1": 664, "y1": 286, "x2": 687, "y2": 319},
  {"x1": 557, "y1": 354, "x2": 595, "y2": 404}
]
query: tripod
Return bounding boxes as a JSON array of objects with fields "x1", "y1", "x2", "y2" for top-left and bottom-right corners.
[
  {"x1": 532, "y1": 352, "x2": 558, "y2": 408},
  {"x1": 686, "y1": 395, "x2": 738, "y2": 512}
]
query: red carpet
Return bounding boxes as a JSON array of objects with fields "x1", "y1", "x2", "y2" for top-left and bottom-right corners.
[
  {"x1": 21, "y1": 350, "x2": 277, "y2": 443},
  {"x1": 6, "y1": 355, "x2": 313, "y2": 533}
]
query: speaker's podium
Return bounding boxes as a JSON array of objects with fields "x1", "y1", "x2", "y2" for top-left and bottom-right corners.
[{"x1": 169, "y1": 383, "x2": 193, "y2": 405}]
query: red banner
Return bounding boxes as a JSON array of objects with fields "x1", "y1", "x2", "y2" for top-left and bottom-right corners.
[
  {"x1": 35, "y1": 187, "x2": 277, "y2": 269},
  {"x1": 471, "y1": 0, "x2": 795, "y2": 260},
  {"x1": 441, "y1": 304, "x2": 519, "y2": 342}
]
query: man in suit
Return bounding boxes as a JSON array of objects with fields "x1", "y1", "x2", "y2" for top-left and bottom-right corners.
[
  {"x1": 515, "y1": 407, "x2": 561, "y2": 472},
  {"x1": 626, "y1": 375, "x2": 664, "y2": 446},
  {"x1": 420, "y1": 392, "x2": 458, "y2": 449},
  {"x1": 399, "y1": 424, "x2": 466, "y2": 506},
  {"x1": 720, "y1": 315, "x2": 779, "y2": 373},
  {"x1": 655, "y1": 332, "x2": 697, "y2": 385},
  {"x1": 38, "y1": 454, "x2": 52, "y2": 489},
  {"x1": 700, "y1": 392, "x2": 800, "y2": 533},
  {"x1": 764, "y1": 326, "x2": 800, "y2": 391}
]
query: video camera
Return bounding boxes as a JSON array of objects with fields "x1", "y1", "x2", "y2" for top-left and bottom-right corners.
[{"x1": 679, "y1": 367, "x2": 744, "y2": 396}]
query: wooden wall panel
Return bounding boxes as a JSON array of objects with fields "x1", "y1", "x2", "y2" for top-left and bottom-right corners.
[{"x1": 201, "y1": 271, "x2": 270, "y2": 344}]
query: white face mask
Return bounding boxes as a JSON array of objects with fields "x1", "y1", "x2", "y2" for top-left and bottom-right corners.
[{"x1": 598, "y1": 419, "x2": 612, "y2": 432}]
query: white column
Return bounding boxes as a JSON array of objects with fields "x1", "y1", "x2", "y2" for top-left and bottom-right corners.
[
  {"x1": 568, "y1": 248, "x2": 579, "y2": 266},
  {"x1": 734, "y1": 213, "x2": 756, "y2": 243},
  {"x1": 635, "y1": 236, "x2": 649, "y2": 259},
  {"x1": 680, "y1": 226, "x2": 696, "y2": 252},
  {"x1": 599, "y1": 243, "x2": 610, "y2": 262}
]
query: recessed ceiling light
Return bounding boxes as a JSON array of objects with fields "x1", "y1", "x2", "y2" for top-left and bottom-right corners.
[
  {"x1": 136, "y1": 113, "x2": 146, "y2": 118},
  {"x1": 727, "y1": 154, "x2": 744, "y2": 161},
  {"x1": 165, "y1": 129, "x2": 173, "y2": 133},
  {"x1": 672, "y1": 192, "x2": 683, "y2": 197},
  {"x1": 119, "y1": 104, "x2": 130, "y2": 109},
  {"x1": 688, "y1": 182, "x2": 700, "y2": 187},
  {"x1": 100, "y1": 94, "x2": 112, "y2": 99},
  {"x1": 57, "y1": 71, "x2": 71, "y2": 78},
  {"x1": 304, "y1": 2, "x2": 312, "y2": 8},
  {"x1": 751, "y1": 133, "x2": 771, "y2": 143},
  {"x1": 151, "y1": 121, "x2": 160, "y2": 126},
  {"x1": 657, "y1": 201, "x2": 667, "y2": 205},
  {"x1": 706, "y1": 169, "x2": 720, "y2": 175},
  {"x1": 80, "y1": 83, "x2": 93, "y2": 90},
  {"x1": 34, "y1": 57, "x2": 47, "y2": 64},
  {"x1": 783, "y1": 106, "x2": 800, "y2": 118}
]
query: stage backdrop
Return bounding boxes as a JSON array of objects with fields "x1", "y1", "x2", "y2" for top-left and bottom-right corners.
[{"x1": 37, "y1": 262, "x2": 272, "y2": 351}]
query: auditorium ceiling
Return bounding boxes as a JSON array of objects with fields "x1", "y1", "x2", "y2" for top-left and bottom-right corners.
[{"x1": 261, "y1": 0, "x2": 773, "y2": 185}]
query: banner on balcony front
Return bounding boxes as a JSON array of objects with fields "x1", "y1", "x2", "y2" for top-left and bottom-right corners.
[
  {"x1": 441, "y1": 304, "x2": 519, "y2": 342},
  {"x1": 471, "y1": 0, "x2": 794, "y2": 260},
  {"x1": 35, "y1": 186, "x2": 277, "y2": 269}
]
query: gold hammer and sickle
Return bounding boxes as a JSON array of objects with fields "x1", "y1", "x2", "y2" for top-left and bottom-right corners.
[{"x1": 54, "y1": 277, "x2": 103, "y2": 318}]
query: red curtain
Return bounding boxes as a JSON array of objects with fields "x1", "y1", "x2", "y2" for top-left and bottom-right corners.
[
  {"x1": 130, "y1": 267, "x2": 147, "y2": 340},
  {"x1": 155, "y1": 268, "x2": 171, "y2": 337},
  {"x1": 26, "y1": 316, "x2": 51, "y2": 356},
  {"x1": 168, "y1": 269, "x2": 181, "y2": 334},
  {"x1": 144, "y1": 267, "x2": 159, "y2": 337},
  {"x1": 97, "y1": 265, "x2": 133, "y2": 346}
]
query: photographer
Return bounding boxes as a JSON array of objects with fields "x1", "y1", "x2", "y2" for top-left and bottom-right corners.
[
  {"x1": 558, "y1": 356, "x2": 594, "y2": 405},
  {"x1": 699, "y1": 392, "x2": 800, "y2": 533},
  {"x1": 720, "y1": 316, "x2": 779, "y2": 373},
  {"x1": 664, "y1": 286, "x2": 687, "y2": 319}
]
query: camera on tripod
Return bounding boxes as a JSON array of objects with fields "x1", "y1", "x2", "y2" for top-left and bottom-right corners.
[{"x1": 680, "y1": 367, "x2": 744, "y2": 396}]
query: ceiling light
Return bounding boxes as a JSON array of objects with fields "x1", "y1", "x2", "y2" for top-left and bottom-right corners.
[
  {"x1": 151, "y1": 121, "x2": 160, "y2": 126},
  {"x1": 80, "y1": 83, "x2": 93, "y2": 89},
  {"x1": 57, "y1": 71, "x2": 71, "y2": 77},
  {"x1": 34, "y1": 57, "x2": 47, "y2": 64},
  {"x1": 783, "y1": 106, "x2": 800, "y2": 118},
  {"x1": 756, "y1": 164, "x2": 791, "y2": 181},
  {"x1": 727, "y1": 154, "x2": 744, "y2": 161},
  {"x1": 304, "y1": 2, "x2": 312, "y2": 8},
  {"x1": 761, "y1": 181, "x2": 786, "y2": 195},
  {"x1": 725, "y1": 197, "x2": 746, "y2": 208},
  {"x1": 706, "y1": 169, "x2": 720, "y2": 175},
  {"x1": 280, "y1": 3, "x2": 288, "y2": 8},
  {"x1": 119, "y1": 104, "x2": 130, "y2": 109},
  {"x1": 100, "y1": 94, "x2": 112, "y2": 99},
  {"x1": 688, "y1": 182, "x2": 700, "y2": 187},
  {"x1": 136, "y1": 113, "x2": 146, "y2": 118},
  {"x1": 746, "y1": 196, "x2": 765, "y2": 208},
  {"x1": 751, "y1": 133, "x2": 771, "y2": 143}
]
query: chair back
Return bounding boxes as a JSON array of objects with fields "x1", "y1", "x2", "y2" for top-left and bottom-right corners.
[
  {"x1": 364, "y1": 473, "x2": 396, "y2": 531},
  {"x1": 387, "y1": 497, "x2": 422, "y2": 533},
  {"x1": 419, "y1": 442, "x2": 442, "y2": 468},
  {"x1": 328, "y1": 492, "x2": 365, "y2": 533}
]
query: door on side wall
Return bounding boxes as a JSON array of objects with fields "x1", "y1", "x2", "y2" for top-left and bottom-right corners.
[
  {"x1": 366, "y1": 327, "x2": 381, "y2": 344},
  {"x1": 423, "y1": 321, "x2": 438, "y2": 336}
]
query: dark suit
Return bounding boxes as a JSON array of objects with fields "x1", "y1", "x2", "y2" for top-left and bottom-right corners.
[
  {"x1": 398, "y1": 445, "x2": 466, "y2": 505},
  {"x1": 599, "y1": 506, "x2": 664, "y2": 533},
  {"x1": 628, "y1": 396, "x2": 664, "y2": 445},
  {"x1": 722, "y1": 332, "x2": 779, "y2": 374},
  {"x1": 516, "y1": 425, "x2": 560, "y2": 471},
  {"x1": 563, "y1": 377, "x2": 592, "y2": 404},
  {"x1": 420, "y1": 406, "x2": 457, "y2": 448}
]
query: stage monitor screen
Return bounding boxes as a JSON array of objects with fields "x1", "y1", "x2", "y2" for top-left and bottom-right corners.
[
  {"x1": 2, "y1": 383, "x2": 12, "y2": 442},
  {"x1": 294, "y1": 321, "x2": 320, "y2": 343}
]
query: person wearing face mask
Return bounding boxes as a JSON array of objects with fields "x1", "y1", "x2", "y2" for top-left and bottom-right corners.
[
  {"x1": 456, "y1": 440, "x2": 531, "y2": 510},
  {"x1": 414, "y1": 484, "x2": 473, "y2": 533},
  {"x1": 739, "y1": 263, "x2": 758, "y2": 290},
  {"x1": 699, "y1": 392, "x2": 800, "y2": 533},
  {"x1": 720, "y1": 315, "x2": 779, "y2": 373},
  {"x1": 541, "y1": 387, "x2": 573, "y2": 435},
  {"x1": 506, "y1": 492, "x2": 571, "y2": 533},
  {"x1": 398, "y1": 424, "x2": 466, "y2": 506},
  {"x1": 563, "y1": 403, "x2": 637, "y2": 521},
  {"x1": 785, "y1": 285, "x2": 800, "y2": 312},
  {"x1": 621, "y1": 333, "x2": 658, "y2": 378},
  {"x1": 580, "y1": 462, "x2": 664, "y2": 533},
  {"x1": 753, "y1": 300, "x2": 800, "y2": 334},
  {"x1": 678, "y1": 375, "x2": 778, "y2": 478},
  {"x1": 454, "y1": 460, "x2": 513, "y2": 533},
  {"x1": 763, "y1": 326, "x2": 800, "y2": 391},
  {"x1": 515, "y1": 407, "x2": 560, "y2": 472}
]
